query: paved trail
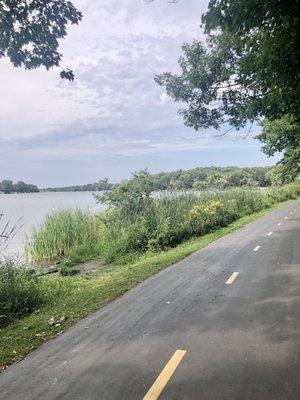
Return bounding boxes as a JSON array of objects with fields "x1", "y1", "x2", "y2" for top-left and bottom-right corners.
[{"x1": 1, "y1": 201, "x2": 299, "y2": 400}]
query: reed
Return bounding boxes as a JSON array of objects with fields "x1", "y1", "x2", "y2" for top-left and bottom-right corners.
[{"x1": 25, "y1": 208, "x2": 98, "y2": 262}]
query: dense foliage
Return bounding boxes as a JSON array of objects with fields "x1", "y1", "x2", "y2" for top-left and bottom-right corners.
[
  {"x1": 0, "y1": 256, "x2": 72, "y2": 327},
  {"x1": 0, "y1": 179, "x2": 39, "y2": 194},
  {"x1": 39, "y1": 166, "x2": 281, "y2": 193},
  {"x1": 257, "y1": 116, "x2": 300, "y2": 183},
  {"x1": 95, "y1": 166, "x2": 287, "y2": 194},
  {"x1": 155, "y1": 0, "x2": 300, "y2": 179},
  {"x1": 150, "y1": 166, "x2": 276, "y2": 190},
  {"x1": 0, "y1": 0, "x2": 82, "y2": 80},
  {"x1": 0, "y1": 259, "x2": 44, "y2": 327}
]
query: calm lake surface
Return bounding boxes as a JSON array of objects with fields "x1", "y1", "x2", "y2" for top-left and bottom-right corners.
[{"x1": 0, "y1": 192, "x2": 105, "y2": 256}]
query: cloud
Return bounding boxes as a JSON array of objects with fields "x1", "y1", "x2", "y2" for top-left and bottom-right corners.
[
  {"x1": 0, "y1": 0, "x2": 274, "y2": 186},
  {"x1": 0, "y1": 0, "x2": 206, "y2": 140}
]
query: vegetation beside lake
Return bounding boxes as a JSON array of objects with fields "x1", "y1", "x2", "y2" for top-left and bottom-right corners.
[
  {"x1": 1, "y1": 171, "x2": 299, "y2": 368},
  {"x1": 25, "y1": 209, "x2": 98, "y2": 263},
  {"x1": 1, "y1": 199, "x2": 298, "y2": 369},
  {"x1": 0, "y1": 259, "x2": 69, "y2": 328},
  {"x1": 26, "y1": 175, "x2": 300, "y2": 268}
]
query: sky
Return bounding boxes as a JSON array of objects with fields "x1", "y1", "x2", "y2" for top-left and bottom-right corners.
[{"x1": 0, "y1": 0, "x2": 279, "y2": 187}]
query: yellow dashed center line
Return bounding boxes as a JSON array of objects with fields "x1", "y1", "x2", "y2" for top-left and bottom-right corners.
[
  {"x1": 142, "y1": 205, "x2": 298, "y2": 399},
  {"x1": 143, "y1": 350, "x2": 186, "y2": 400},
  {"x1": 225, "y1": 272, "x2": 239, "y2": 285}
]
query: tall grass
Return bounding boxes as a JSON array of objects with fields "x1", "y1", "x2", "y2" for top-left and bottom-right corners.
[
  {"x1": 0, "y1": 258, "x2": 44, "y2": 327},
  {"x1": 0, "y1": 257, "x2": 72, "y2": 327},
  {"x1": 26, "y1": 184, "x2": 300, "y2": 265},
  {"x1": 97, "y1": 184, "x2": 300, "y2": 263},
  {"x1": 25, "y1": 208, "x2": 98, "y2": 262}
]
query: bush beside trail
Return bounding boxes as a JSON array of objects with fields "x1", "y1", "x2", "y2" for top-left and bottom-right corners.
[
  {"x1": 96, "y1": 184, "x2": 299, "y2": 264},
  {"x1": 0, "y1": 259, "x2": 44, "y2": 327}
]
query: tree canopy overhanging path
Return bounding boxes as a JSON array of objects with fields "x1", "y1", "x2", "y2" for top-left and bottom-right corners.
[{"x1": 1, "y1": 202, "x2": 300, "y2": 400}]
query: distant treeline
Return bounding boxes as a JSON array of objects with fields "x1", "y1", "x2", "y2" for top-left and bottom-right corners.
[
  {"x1": 42, "y1": 166, "x2": 278, "y2": 192},
  {"x1": 41, "y1": 180, "x2": 113, "y2": 193},
  {"x1": 150, "y1": 166, "x2": 275, "y2": 190},
  {"x1": 3, "y1": 166, "x2": 280, "y2": 195},
  {"x1": 0, "y1": 180, "x2": 39, "y2": 194}
]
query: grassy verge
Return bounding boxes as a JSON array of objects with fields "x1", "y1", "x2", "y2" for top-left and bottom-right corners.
[{"x1": 0, "y1": 199, "x2": 297, "y2": 370}]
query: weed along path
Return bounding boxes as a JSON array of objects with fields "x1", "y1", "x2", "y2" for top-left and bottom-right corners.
[{"x1": 1, "y1": 201, "x2": 300, "y2": 399}]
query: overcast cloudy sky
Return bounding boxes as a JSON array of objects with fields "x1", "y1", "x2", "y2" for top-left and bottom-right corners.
[{"x1": 0, "y1": 0, "x2": 278, "y2": 187}]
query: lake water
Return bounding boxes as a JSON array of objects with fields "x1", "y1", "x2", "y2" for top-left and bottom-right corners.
[{"x1": 0, "y1": 192, "x2": 106, "y2": 256}]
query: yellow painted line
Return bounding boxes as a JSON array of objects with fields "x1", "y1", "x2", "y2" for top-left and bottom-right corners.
[
  {"x1": 267, "y1": 231, "x2": 273, "y2": 236},
  {"x1": 225, "y1": 272, "x2": 239, "y2": 285},
  {"x1": 253, "y1": 245, "x2": 261, "y2": 252},
  {"x1": 277, "y1": 222, "x2": 282, "y2": 226},
  {"x1": 143, "y1": 350, "x2": 186, "y2": 400}
]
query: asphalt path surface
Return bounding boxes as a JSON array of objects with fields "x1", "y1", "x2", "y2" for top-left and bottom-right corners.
[{"x1": 1, "y1": 201, "x2": 299, "y2": 400}]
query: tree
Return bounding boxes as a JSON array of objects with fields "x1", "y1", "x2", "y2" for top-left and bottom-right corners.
[
  {"x1": 0, "y1": 0, "x2": 82, "y2": 80},
  {"x1": 257, "y1": 115, "x2": 300, "y2": 183},
  {"x1": 250, "y1": 167, "x2": 271, "y2": 187},
  {"x1": 192, "y1": 180, "x2": 210, "y2": 190},
  {"x1": 13, "y1": 181, "x2": 27, "y2": 193},
  {"x1": 95, "y1": 170, "x2": 154, "y2": 214},
  {"x1": 98, "y1": 178, "x2": 112, "y2": 191},
  {"x1": 13, "y1": 181, "x2": 39, "y2": 193},
  {"x1": 0, "y1": 180, "x2": 39, "y2": 193},
  {"x1": 228, "y1": 170, "x2": 249, "y2": 187},
  {"x1": 155, "y1": 0, "x2": 300, "y2": 179},
  {"x1": 26, "y1": 184, "x2": 39, "y2": 193},
  {"x1": 0, "y1": 180, "x2": 14, "y2": 194}
]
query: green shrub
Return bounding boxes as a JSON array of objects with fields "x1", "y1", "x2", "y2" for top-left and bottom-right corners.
[{"x1": 0, "y1": 259, "x2": 45, "y2": 327}]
